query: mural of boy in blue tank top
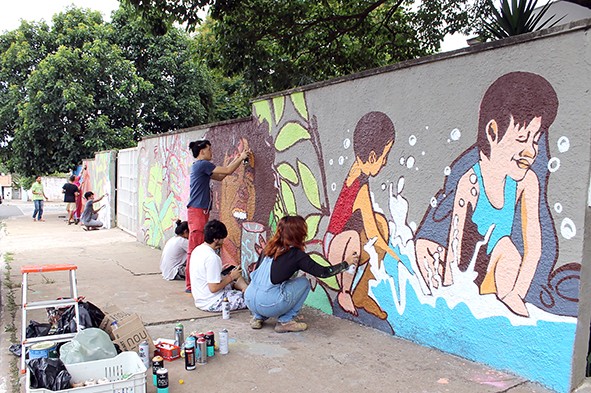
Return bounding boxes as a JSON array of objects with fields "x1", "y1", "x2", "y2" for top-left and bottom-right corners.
[{"x1": 415, "y1": 71, "x2": 580, "y2": 317}]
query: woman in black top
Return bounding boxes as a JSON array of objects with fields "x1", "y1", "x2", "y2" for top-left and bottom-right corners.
[{"x1": 244, "y1": 215, "x2": 358, "y2": 333}]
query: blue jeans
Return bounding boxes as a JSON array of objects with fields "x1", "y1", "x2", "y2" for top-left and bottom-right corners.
[
  {"x1": 32, "y1": 200, "x2": 44, "y2": 220},
  {"x1": 245, "y1": 276, "x2": 311, "y2": 323}
]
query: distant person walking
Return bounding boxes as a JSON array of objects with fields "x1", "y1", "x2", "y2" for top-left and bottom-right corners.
[
  {"x1": 80, "y1": 191, "x2": 106, "y2": 230},
  {"x1": 185, "y1": 139, "x2": 251, "y2": 293},
  {"x1": 31, "y1": 176, "x2": 48, "y2": 222},
  {"x1": 62, "y1": 175, "x2": 80, "y2": 225}
]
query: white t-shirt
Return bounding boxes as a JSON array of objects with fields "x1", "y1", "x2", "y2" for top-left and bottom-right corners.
[
  {"x1": 190, "y1": 243, "x2": 225, "y2": 310},
  {"x1": 160, "y1": 236, "x2": 189, "y2": 280}
]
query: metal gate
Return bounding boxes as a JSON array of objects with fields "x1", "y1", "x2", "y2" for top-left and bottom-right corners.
[{"x1": 116, "y1": 147, "x2": 139, "y2": 236}]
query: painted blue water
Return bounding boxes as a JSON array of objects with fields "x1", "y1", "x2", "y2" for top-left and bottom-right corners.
[{"x1": 372, "y1": 252, "x2": 576, "y2": 393}]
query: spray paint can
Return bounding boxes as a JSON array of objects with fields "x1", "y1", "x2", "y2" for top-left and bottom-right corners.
[
  {"x1": 197, "y1": 338, "x2": 207, "y2": 364},
  {"x1": 222, "y1": 297, "x2": 230, "y2": 319},
  {"x1": 156, "y1": 368, "x2": 169, "y2": 393},
  {"x1": 205, "y1": 331, "x2": 215, "y2": 357},
  {"x1": 152, "y1": 356, "x2": 164, "y2": 386},
  {"x1": 138, "y1": 341, "x2": 150, "y2": 369},
  {"x1": 219, "y1": 329, "x2": 229, "y2": 355},
  {"x1": 184, "y1": 339, "x2": 196, "y2": 371},
  {"x1": 174, "y1": 323, "x2": 184, "y2": 347}
]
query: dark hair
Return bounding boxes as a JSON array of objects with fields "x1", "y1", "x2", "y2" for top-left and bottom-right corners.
[
  {"x1": 188, "y1": 139, "x2": 211, "y2": 158},
  {"x1": 69, "y1": 175, "x2": 76, "y2": 182},
  {"x1": 263, "y1": 215, "x2": 307, "y2": 259},
  {"x1": 204, "y1": 219, "x2": 228, "y2": 243},
  {"x1": 477, "y1": 72, "x2": 558, "y2": 158},
  {"x1": 174, "y1": 219, "x2": 189, "y2": 235},
  {"x1": 353, "y1": 112, "x2": 395, "y2": 163},
  {"x1": 84, "y1": 191, "x2": 94, "y2": 200}
]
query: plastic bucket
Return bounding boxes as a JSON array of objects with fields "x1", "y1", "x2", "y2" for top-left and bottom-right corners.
[{"x1": 29, "y1": 341, "x2": 56, "y2": 359}]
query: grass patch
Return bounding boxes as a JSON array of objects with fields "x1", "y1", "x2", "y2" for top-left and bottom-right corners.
[{"x1": 2, "y1": 251, "x2": 21, "y2": 392}]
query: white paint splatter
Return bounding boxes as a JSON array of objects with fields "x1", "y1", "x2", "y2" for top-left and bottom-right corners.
[
  {"x1": 331, "y1": 182, "x2": 337, "y2": 192},
  {"x1": 554, "y1": 203, "x2": 563, "y2": 214},
  {"x1": 430, "y1": 197, "x2": 438, "y2": 207},
  {"x1": 399, "y1": 157, "x2": 405, "y2": 166},
  {"x1": 557, "y1": 136, "x2": 570, "y2": 153},
  {"x1": 450, "y1": 128, "x2": 461, "y2": 141},
  {"x1": 560, "y1": 218, "x2": 576, "y2": 239},
  {"x1": 338, "y1": 156, "x2": 345, "y2": 165},
  {"x1": 444, "y1": 166, "x2": 451, "y2": 176},
  {"x1": 409, "y1": 135, "x2": 417, "y2": 146},
  {"x1": 406, "y1": 156, "x2": 415, "y2": 169},
  {"x1": 343, "y1": 138, "x2": 351, "y2": 149},
  {"x1": 329, "y1": 158, "x2": 333, "y2": 165},
  {"x1": 381, "y1": 183, "x2": 387, "y2": 191},
  {"x1": 548, "y1": 157, "x2": 560, "y2": 172},
  {"x1": 421, "y1": 151, "x2": 425, "y2": 156}
]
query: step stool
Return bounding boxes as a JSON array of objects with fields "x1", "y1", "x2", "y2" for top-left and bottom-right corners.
[{"x1": 20, "y1": 264, "x2": 81, "y2": 373}]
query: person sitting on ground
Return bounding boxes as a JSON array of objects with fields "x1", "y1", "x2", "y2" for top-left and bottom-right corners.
[
  {"x1": 190, "y1": 219, "x2": 248, "y2": 312},
  {"x1": 244, "y1": 215, "x2": 359, "y2": 333},
  {"x1": 62, "y1": 175, "x2": 79, "y2": 225},
  {"x1": 160, "y1": 220, "x2": 190, "y2": 281},
  {"x1": 80, "y1": 191, "x2": 106, "y2": 230}
]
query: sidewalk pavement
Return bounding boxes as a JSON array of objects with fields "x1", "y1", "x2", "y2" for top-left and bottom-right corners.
[{"x1": 0, "y1": 205, "x2": 555, "y2": 393}]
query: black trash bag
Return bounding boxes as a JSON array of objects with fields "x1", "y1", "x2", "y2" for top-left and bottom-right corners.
[
  {"x1": 26, "y1": 321, "x2": 52, "y2": 339},
  {"x1": 28, "y1": 358, "x2": 71, "y2": 391},
  {"x1": 9, "y1": 344, "x2": 22, "y2": 357},
  {"x1": 55, "y1": 301, "x2": 106, "y2": 335}
]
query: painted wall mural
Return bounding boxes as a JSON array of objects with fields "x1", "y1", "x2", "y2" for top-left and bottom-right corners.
[{"x1": 126, "y1": 41, "x2": 588, "y2": 392}]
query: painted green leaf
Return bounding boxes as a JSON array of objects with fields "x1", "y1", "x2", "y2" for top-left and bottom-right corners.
[
  {"x1": 277, "y1": 162, "x2": 299, "y2": 185},
  {"x1": 310, "y1": 254, "x2": 339, "y2": 290},
  {"x1": 275, "y1": 122, "x2": 310, "y2": 151},
  {"x1": 291, "y1": 92, "x2": 308, "y2": 120},
  {"x1": 272, "y1": 96, "x2": 285, "y2": 125},
  {"x1": 305, "y1": 214, "x2": 322, "y2": 241},
  {"x1": 304, "y1": 283, "x2": 333, "y2": 315},
  {"x1": 297, "y1": 160, "x2": 321, "y2": 209},
  {"x1": 280, "y1": 179, "x2": 297, "y2": 215},
  {"x1": 253, "y1": 100, "x2": 273, "y2": 134}
]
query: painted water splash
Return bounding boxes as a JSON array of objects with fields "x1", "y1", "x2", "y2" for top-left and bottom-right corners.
[{"x1": 361, "y1": 176, "x2": 576, "y2": 393}]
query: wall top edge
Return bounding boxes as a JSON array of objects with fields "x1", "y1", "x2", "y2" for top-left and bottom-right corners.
[
  {"x1": 252, "y1": 17, "x2": 591, "y2": 103},
  {"x1": 139, "y1": 116, "x2": 254, "y2": 142}
]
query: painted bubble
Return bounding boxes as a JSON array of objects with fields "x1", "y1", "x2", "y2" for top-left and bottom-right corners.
[
  {"x1": 406, "y1": 156, "x2": 415, "y2": 169},
  {"x1": 450, "y1": 128, "x2": 461, "y2": 141},
  {"x1": 329, "y1": 158, "x2": 334, "y2": 165},
  {"x1": 444, "y1": 166, "x2": 451, "y2": 176},
  {"x1": 331, "y1": 182, "x2": 337, "y2": 192},
  {"x1": 409, "y1": 135, "x2": 417, "y2": 146},
  {"x1": 381, "y1": 183, "x2": 387, "y2": 191},
  {"x1": 554, "y1": 203, "x2": 563, "y2": 214},
  {"x1": 471, "y1": 187, "x2": 477, "y2": 196},
  {"x1": 425, "y1": 126, "x2": 429, "y2": 130},
  {"x1": 430, "y1": 197, "x2": 438, "y2": 208},
  {"x1": 397, "y1": 177, "x2": 405, "y2": 194},
  {"x1": 557, "y1": 136, "x2": 570, "y2": 153},
  {"x1": 400, "y1": 157, "x2": 405, "y2": 166},
  {"x1": 343, "y1": 138, "x2": 351, "y2": 149},
  {"x1": 548, "y1": 157, "x2": 560, "y2": 172},
  {"x1": 338, "y1": 156, "x2": 345, "y2": 165},
  {"x1": 422, "y1": 151, "x2": 425, "y2": 156},
  {"x1": 447, "y1": 139, "x2": 451, "y2": 143},
  {"x1": 459, "y1": 198, "x2": 465, "y2": 207},
  {"x1": 416, "y1": 167, "x2": 419, "y2": 171},
  {"x1": 560, "y1": 218, "x2": 576, "y2": 240},
  {"x1": 470, "y1": 173, "x2": 477, "y2": 184}
]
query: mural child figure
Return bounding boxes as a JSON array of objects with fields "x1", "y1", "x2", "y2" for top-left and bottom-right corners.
[
  {"x1": 185, "y1": 139, "x2": 251, "y2": 293},
  {"x1": 324, "y1": 111, "x2": 401, "y2": 318},
  {"x1": 415, "y1": 71, "x2": 580, "y2": 317}
]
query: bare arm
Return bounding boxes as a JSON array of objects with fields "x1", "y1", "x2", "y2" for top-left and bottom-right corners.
[
  {"x1": 211, "y1": 150, "x2": 250, "y2": 181},
  {"x1": 207, "y1": 267, "x2": 243, "y2": 293}
]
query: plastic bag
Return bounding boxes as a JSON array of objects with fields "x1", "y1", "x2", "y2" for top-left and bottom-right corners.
[
  {"x1": 53, "y1": 300, "x2": 106, "y2": 334},
  {"x1": 28, "y1": 358, "x2": 72, "y2": 391},
  {"x1": 26, "y1": 320, "x2": 52, "y2": 339},
  {"x1": 59, "y1": 328, "x2": 117, "y2": 365}
]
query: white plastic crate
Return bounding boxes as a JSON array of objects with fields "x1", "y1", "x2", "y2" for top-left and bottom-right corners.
[{"x1": 26, "y1": 352, "x2": 147, "y2": 393}]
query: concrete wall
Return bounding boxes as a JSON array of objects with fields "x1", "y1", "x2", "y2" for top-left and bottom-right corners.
[{"x1": 82, "y1": 21, "x2": 591, "y2": 393}]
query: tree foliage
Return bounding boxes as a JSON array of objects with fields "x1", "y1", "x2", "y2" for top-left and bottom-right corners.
[{"x1": 0, "y1": 6, "x2": 214, "y2": 177}]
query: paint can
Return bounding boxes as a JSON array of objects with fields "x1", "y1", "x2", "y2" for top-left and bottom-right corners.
[
  {"x1": 138, "y1": 340, "x2": 150, "y2": 369},
  {"x1": 222, "y1": 297, "x2": 230, "y2": 319},
  {"x1": 156, "y1": 368, "x2": 169, "y2": 393},
  {"x1": 184, "y1": 339, "x2": 196, "y2": 371},
  {"x1": 205, "y1": 331, "x2": 215, "y2": 357},
  {"x1": 197, "y1": 338, "x2": 207, "y2": 364},
  {"x1": 152, "y1": 355, "x2": 164, "y2": 386},
  {"x1": 174, "y1": 323, "x2": 184, "y2": 347},
  {"x1": 219, "y1": 329, "x2": 229, "y2": 355},
  {"x1": 29, "y1": 341, "x2": 56, "y2": 359}
]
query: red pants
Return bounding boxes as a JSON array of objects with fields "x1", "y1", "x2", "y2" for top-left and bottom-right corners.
[{"x1": 186, "y1": 207, "x2": 209, "y2": 291}]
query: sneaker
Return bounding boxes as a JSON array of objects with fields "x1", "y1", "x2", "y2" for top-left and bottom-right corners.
[
  {"x1": 250, "y1": 318, "x2": 264, "y2": 329},
  {"x1": 274, "y1": 320, "x2": 308, "y2": 333},
  {"x1": 185, "y1": 288, "x2": 192, "y2": 294}
]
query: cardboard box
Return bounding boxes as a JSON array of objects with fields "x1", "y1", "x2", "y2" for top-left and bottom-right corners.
[{"x1": 100, "y1": 305, "x2": 155, "y2": 355}]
